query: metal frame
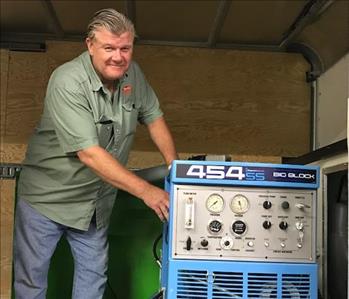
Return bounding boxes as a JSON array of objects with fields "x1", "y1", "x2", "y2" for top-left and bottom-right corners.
[
  {"x1": 319, "y1": 158, "x2": 348, "y2": 299},
  {"x1": 307, "y1": 153, "x2": 348, "y2": 299}
]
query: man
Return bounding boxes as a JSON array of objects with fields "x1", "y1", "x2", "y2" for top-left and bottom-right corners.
[{"x1": 14, "y1": 8, "x2": 178, "y2": 299}]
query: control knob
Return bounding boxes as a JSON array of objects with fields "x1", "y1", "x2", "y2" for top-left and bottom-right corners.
[
  {"x1": 279, "y1": 221, "x2": 288, "y2": 230},
  {"x1": 263, "y1": 220, "x2": 272, "y2": 229},
  {"x1": 263, "y1": 201, "x2": 272, "y2": 209},
  {"x1": 200, "y1": 239, "x2": 208, "y2": 247}
]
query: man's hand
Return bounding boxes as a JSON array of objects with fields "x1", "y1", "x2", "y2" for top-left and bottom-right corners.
[
  {"x1": 141, "y1": 185, "x2": 170, "y2": 221},
  {"x1": 77, "y1": 145, "x2": 171, "y2": 221}
]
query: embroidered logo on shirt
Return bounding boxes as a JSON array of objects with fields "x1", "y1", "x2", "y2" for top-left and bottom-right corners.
[{"x1": 122, "y1": 84, "x2": 132, "y2": 95}]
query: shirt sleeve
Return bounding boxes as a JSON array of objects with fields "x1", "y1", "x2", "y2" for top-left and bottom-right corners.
[
  {"x1": 46, "y1": 86, "x2": 99, "y2": 153},
  {"x1": 130, "y1": 62, "x2": 163, "y2": 125},
  {"x1": 138, "y1": 82, "x2": 163, "y2": 125}
]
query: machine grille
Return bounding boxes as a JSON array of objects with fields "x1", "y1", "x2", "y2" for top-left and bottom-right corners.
[
  {"x1": 247, "y1": 272, "x2": 278, "y2": 298},
  {"x1": 175, "y1": 270, "x2": 312, "y2": 298},
  {"x1": 212, "y1": 271, "x2": 243, "y2": 298},
  {"x1": 176, "y1": 269, "x2": 208, "y2": 298},
  {"x1": 282, "y1": 274, "x2": 311, "y2": 298}
]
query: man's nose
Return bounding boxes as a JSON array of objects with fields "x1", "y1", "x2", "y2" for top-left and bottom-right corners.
[{"x1": 112, "y1": 49, "x2": 122, "y2": 61}]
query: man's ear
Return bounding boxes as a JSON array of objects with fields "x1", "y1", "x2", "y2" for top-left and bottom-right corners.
[{"x1": 86, "y1": 38, "x2": 93, "y2": 55}]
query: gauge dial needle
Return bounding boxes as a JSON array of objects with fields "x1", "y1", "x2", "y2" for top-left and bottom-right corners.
[{"x1": 210, "y1": 200, "x2": 218, "y2": 208}]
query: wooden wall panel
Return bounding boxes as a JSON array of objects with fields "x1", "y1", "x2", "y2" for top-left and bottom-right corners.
[
  {"x1": 46, "y1": 41, "x2": 85, "y2": 75},
  {"x1": 0, "y1": 49, "x2": 12, "y2": 299},
  {"x1": 0, "y1": 50, "x2": 28, "y2": 297},
  {"x1": 133, "y1": 46, "x2": 311, "y2": 157},
  {"x1": 0, "y1": 143, "x2": 27, "y2": 299},
  {"x1": 2, "y1": 41, "x2": 310, "y2": 158},
  {"x1": 0, "y1": 50, "x2": 9, "y2": 143},
  {"x1": 4, "y1": 52, "x2": 48, "y2": 144},
  {"x1": 0, "y1": 180, "x2": 16, "y2": 299}
]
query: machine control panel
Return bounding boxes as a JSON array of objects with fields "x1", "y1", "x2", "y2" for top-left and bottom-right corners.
[{"x1": 172, "y1": 184, "x2": 316, "y2": 262}]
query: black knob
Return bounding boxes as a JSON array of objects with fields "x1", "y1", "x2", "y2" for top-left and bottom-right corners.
[
  {"x1": 281, "y1": 201, "x2": 290, "y2": 209},
  {"x1": 263, "y1": 220, "x2": 272, "y2": 229},
  {"x1": 279, "y1": 221, "x2": 288, "y2": 230},
  {"x1": 186, "y1": 237, "x2": 192, "y2": 250},
  {"x1": 224, "y1": 240, "x2": 230, "y2": 247},
  {"x1": 201, "y1": 239, "x2": 208, "y2": 247},
  {"x1": 263, "y1": 201, "x2": 272, "y2": 209}
]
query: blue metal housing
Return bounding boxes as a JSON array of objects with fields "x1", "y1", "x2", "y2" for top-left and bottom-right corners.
[{"x1": 161, "y1": 160, "x2": 319, "y2": 299}]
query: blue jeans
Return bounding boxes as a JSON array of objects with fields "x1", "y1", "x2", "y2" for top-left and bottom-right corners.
[{"x1": 13, "y1": 199, "x2": 109, "y2": 299}]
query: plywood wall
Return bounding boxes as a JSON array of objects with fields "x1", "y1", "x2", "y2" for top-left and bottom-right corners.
[
  {"x1": 1, "y1": 51, "x2": 28, "y2": 298},
  {"x1": 0, "y1": 144, "x2": 27, "y2": 299},
  {"x1": 1, "y1": 41, "x2": 309, "y2": 298},
  {"x1": 133, "y1": 46, "x2": 311, "y2": 157},
  {"x1": 2, "y1": 41, "x2": 311, "y2": 156}
]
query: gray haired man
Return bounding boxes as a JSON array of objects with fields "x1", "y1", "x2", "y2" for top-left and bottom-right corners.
[{"x1": 14, "y1": 8, "x2": 177, "y2": 299}]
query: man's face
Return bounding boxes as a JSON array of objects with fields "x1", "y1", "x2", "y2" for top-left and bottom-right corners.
[{"x1": 86, "y1": 27, "x2": 134, "y2": 83}]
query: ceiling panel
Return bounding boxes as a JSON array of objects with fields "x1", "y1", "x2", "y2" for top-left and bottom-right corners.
[
  {"x1": 0, "y1": 0, "x2": 348, "y2": 74},
  {"x1": 220, "y1": 0, "x2": 307, "y2": 44},
  {"x1": 52, "y1": 0, "x2": 125, "y2": 35},
  {"x1": 135, "y1": 0, "x2": 219, "y2": 42},
  {"x1": 0, "y1": 0, "x2": 50, "y2": 34},
  {"x1": 298, "y1": 0, "x2": 349, "y2": 70}
]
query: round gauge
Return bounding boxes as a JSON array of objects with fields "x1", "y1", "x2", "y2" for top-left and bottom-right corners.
[
  {"x1": 230, "y1": 194, "x2": 250, "y2": 214},
  {"x1": 206, "y1": 194, "x2": 225, "y2": 213},
  {"x1": 208, "y1": 219, "x2": 223, "y2": 234},
  {"x1": 231, "y1": 220, "x2": 247, "y2": 235}
]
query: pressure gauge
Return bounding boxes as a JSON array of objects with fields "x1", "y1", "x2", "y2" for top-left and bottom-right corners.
[
  {"x1": 230, "y1": 194, "x2": 250, "y2": 214},
  {"x1": 208, "y1": 219, "x2": 223, "y2": 234},
  {"x1": 206, "y1": 194, "x2": 224, "y2": 213}
]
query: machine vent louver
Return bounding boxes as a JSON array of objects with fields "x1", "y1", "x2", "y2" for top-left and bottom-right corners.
[
  {"x1": 282, "y1": 274, "x2": 311, "y2": 298},
  {"x1": 176, "y1": 269, "x2": 208, "y2": 298},
  {"x1": 248, "y1": 273, "x2": 278, "y2": 298},
  {"x1": 212, "y1": 271, "x2": 243, "y2": 298}
]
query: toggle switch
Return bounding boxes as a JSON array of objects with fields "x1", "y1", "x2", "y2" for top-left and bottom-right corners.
[
  {"x1": 295, "y1": 221, "x2": 304, "y2": 231},
  {"x1": 186, "y1": 237, "x2": 192, "y2": 251},
  {"x1": 295, "y1": 203, "x2": 311, "y2": 210}
]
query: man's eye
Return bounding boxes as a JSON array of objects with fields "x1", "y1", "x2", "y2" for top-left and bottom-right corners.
[
  {"x1": 105, "y1": 47, "x2": 113, "y2": 52},
  {"x1": 121, "y1": 47, "x2": 131, "y2": 53}
]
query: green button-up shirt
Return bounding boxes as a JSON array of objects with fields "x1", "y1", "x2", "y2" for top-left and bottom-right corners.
[{"x1": 18, "y1": 51, "x2": 163, "y2": 230}]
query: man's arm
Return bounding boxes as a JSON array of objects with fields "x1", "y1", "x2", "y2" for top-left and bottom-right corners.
[
  {"x1": 146, "y1": 116, "x2": 178, "y2": 166},
  {"x1": 77, "y1": 146, "x2": 169, "y2": 221}
]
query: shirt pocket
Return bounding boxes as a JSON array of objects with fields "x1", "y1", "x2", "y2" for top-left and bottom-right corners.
[
  {"x1": 95, "y1": 114, "x2": 114, "y2": 148},
  {"x1": 122, "y1": 98, "x2": 140, "y2": 136}
]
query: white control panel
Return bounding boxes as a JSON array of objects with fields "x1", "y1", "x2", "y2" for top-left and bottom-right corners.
[{"x1": 172, "y1": 184, "x2": 316, "y2": 262}]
